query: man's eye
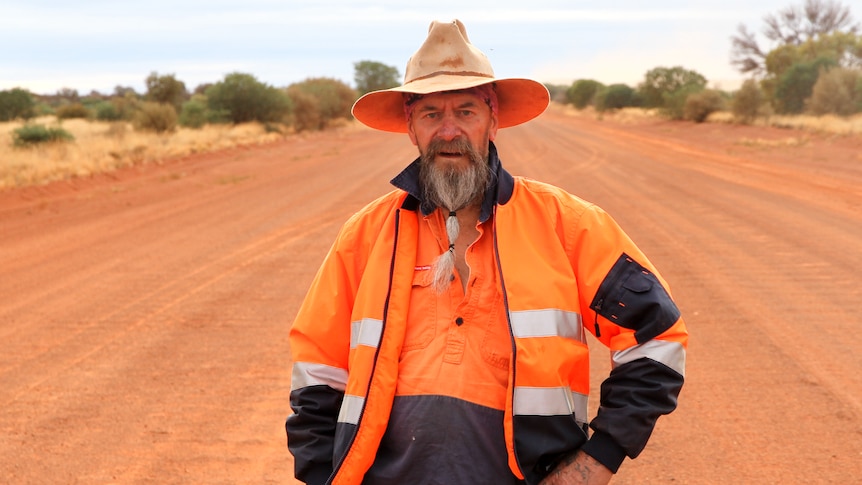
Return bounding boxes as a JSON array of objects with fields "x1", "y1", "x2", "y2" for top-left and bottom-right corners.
[
  {"x1": 424, "y1": 112, "x2": 440, "y2": 119},
  {"x1": 459, "y1": 110, "x2": 474, "y2": 117}
]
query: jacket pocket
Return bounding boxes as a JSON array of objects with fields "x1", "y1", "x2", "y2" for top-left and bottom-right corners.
[
  {"x1": 402, "y1": 269, "x2": 436, "y2": 352},
  {"x1": 589, "y1": 253, "x2": 681, "y2": 344}
]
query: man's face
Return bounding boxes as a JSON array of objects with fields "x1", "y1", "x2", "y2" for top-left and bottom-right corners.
[{"x1": 407, "y1": 91, "x2": 499, "y2": 168}]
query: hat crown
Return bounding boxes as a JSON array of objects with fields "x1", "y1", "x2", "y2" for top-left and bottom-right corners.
[{"x1": 404, "y1": 20, "x2": 495, "y2": 85}]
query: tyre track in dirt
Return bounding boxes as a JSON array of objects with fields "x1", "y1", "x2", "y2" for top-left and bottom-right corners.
[{"x1": 1, "y1": 110, "x2": 860, "y2": 483}]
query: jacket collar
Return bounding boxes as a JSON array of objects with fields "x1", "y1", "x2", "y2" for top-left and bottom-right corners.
[{"x1": 390, "y1": 141, "x2": 514, "y2": 223}]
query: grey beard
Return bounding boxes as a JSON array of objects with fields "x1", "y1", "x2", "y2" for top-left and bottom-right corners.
[{"x1": 418, "y1": 138, "x2": 493, "y2": 212}]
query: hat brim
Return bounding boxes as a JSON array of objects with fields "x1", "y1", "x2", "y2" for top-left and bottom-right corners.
[{"x1": 351, "y1": 76, "x2": 550, "y2": 133}]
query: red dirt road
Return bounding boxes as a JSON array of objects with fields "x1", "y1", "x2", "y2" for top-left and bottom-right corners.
[{"x1": 2, "y1": 107, "x2": 861, "y2": 483}]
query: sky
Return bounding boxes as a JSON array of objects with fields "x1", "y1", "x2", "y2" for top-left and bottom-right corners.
[{"x1": 1, "y1": 0, "x2": 810, "y2": 96}]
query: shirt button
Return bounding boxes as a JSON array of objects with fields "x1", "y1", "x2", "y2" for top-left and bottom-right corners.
[{"x1": 455, "y1": 317, "x2": 464, "y2": 326}]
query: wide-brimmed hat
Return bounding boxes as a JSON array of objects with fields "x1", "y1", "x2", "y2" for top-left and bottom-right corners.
[{"x1": 351, "y1": 19, "x2": 550, "y2": 133}]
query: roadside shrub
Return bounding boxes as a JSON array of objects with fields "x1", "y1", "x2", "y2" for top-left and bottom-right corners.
[
  {"x1": 206, "y1": 72, "x2": 292, "y2": 124},
  {"x1": 731, "y1": 79, "x2": 766, "y2": 124},
  {"x1": 133, "y1": 101, "x2": 178, "y2": 133},
  {"x1": 684, "y1": 89, "x2": 725, "y2": 122},
  {"x1": 567, "y1": 79, "x2": 605, "y2": 109},
  {"x1": 0, "y1": 88, "x2": 36, "y2": 121},
  {"x1": 55, "y1": 103, "x2": 91, "y2": 120},
  {"x1": 286, "y1": 87, "x2": 321, "y2": 131},
  {"x1": 595, "y1": 84, "x2": 639, "y2": 112},
  {"x1": 288, "y1": 77, "x2": 356, "y2": 129},
  {"x1": 807, "y1": 67, "x2": 862, "y2": 116},
  {"x1": 12, "y1": 124, "x2": 74, "y2": 147}
]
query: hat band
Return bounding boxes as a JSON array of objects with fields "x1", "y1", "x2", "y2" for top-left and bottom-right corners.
[{"x1": 405, "y1": 70, "x2": 495, "y2": 85}]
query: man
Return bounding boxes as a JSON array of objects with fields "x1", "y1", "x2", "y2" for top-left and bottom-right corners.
[{"x1": 287, "y1": 19, "x2": 687, "y2": 485}]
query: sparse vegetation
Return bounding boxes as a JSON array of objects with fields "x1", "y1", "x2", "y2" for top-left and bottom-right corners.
[{"x1": 0, "y1": 117, "x2": 294, "y2": 189}]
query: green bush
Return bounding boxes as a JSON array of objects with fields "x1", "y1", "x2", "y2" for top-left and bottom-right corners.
[
  {"x1": 0, "y1": 88, "x2": 36, "y2": 121},
  {"x1": 684, "y1": 89, "x2": 725, "y2": 122},
  {"x1": 287, "y1": 77, "x2": 356, "y2": 129},
  {"x1": 94, "y1": 101, "x2": 123, "y2": 121},
  {"x1": 595, "y1": 84, "x2": 639, "y2": 112},
  {"x1": 807, "y1": 67, "x2": 862, "y2": 116},
  {"x1": 662, "y1": 85, "x2": 703, "y2": 120},
  {"x1": 731, "y1": 79, "x2": 766, "y2": 124},
  {"x1": 55, "y1": 103, "x2": 91, "y2": 120},
  {"x1": 567, "y1": 79, "x2": 605, "y2": 109},
  {"x1": 206, "y1": 72, "x2": 292, "y2": 124},
  {"x1": 133, "y1": 101, "x2": 178, "y2": 133},
  {"x1": 179, "y1": 97, "x2": 208, "y2": 128},
  {"x1": 12, "y1": 124, "x2": 74, "y2": 147}
]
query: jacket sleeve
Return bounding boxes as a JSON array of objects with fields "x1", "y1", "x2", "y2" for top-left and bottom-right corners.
[
  {"x1": 286, "y1": 223, "x2": 360, "y2": 485},
  {"x1": 569, "y1": 204, "x2": 688, "y2": 473}
]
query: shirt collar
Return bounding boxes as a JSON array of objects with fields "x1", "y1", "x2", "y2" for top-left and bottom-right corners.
[{"x1": 390, "y1": 141, "x2": 514, "y2": 223}]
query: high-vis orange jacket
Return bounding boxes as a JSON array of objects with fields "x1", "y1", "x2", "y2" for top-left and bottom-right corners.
[{"x1": 287, "y1": 143, "x2": 687, "y2": 485}]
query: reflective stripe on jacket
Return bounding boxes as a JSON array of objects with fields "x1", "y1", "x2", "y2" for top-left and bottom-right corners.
[{"x1": 287, "y1": 150, "x2": 687, "y2": 485}]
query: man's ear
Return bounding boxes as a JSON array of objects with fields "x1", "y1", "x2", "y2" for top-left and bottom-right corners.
[
  {"x1": 488, "y1": 113, "x2": 499, "y2": 141},
  {"x1": 407, "y1": 119, "x2": 419, "y2": 146}
]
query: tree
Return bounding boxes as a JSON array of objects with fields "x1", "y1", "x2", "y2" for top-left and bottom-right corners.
[
  {"x1": 145, "y1": 72, "x2": 188, "y2": 112},
  {"x1": 638, "y1": 66, "x2": 707, "y2": 109},
  {"x1": 567, "y1": 80, "x2": 605, "y2": 109},
  {"x1": 353, "y1": 60, "x2": 400, "y2": 96},
  {"x1": 206, "y1": 72, "x2": 291, "y2": 124},
  {"x1": 0, "y1": 88, "x2": 36, "y2": 121},
  {"x1": 731, "y1": 0, "x2": 859, "y2": 76}
]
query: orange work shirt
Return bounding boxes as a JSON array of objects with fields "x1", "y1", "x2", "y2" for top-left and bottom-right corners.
[{"x1": 395, "y1": 208, "x2": 512, "y2": 411}]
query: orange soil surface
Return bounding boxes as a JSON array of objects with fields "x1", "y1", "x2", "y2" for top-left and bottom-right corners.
[{"x1": 2, "y1": 107, "x2": 861, "y2": 483}]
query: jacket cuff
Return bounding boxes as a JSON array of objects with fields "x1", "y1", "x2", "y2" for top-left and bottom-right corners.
[{"x1": 581, "y1": 430, "x2": 627, "y2": 473}]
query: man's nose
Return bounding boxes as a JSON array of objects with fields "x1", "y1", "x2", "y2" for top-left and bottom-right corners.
[{"x1": 435, "y1": 116, "x2": 462, "y2": 140}]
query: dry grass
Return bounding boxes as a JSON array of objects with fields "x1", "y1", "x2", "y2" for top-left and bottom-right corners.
[
  {"x1": 698, "y1": 110, "x2": 862, "y2": 135},
  {"x1": 555, "y1": 102, "x2": 862, "y2": 135},
  {"x1": 0, "y1": 117, "x2": 287, "y2": 189}
]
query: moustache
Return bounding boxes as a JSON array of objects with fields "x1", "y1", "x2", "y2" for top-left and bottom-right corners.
[{"x1": 426, "y1": 137, "x2": 474, "y2": 157}]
